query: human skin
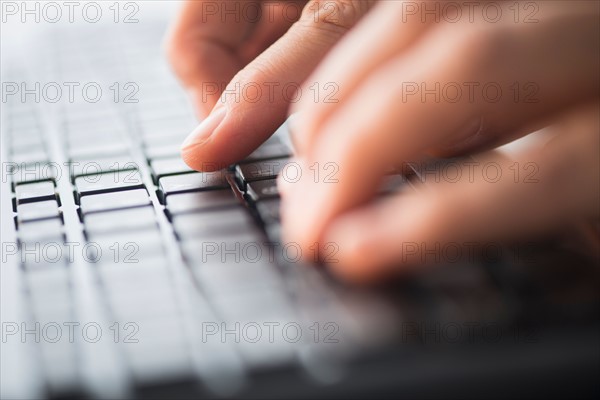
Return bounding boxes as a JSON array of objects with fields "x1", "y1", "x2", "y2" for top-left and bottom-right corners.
[{"x1": 167, "y1": 1, "x2": 599, "y2": 283}]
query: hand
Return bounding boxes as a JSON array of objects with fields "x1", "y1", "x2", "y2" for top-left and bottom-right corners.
[
  {"x1": 166, "y1": 0, "x2": 375, "y2": 170},
  {"x1": 280, "y1": 0, "x2": 600, "y2": 282}
]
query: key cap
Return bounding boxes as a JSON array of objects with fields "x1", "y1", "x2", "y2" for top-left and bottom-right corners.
[
  {"x1": 172, "y1": 208, "x2": 254, "y2": 239},
  {"x1": 89, "y1": 230, "x2": 165, "y2": 265},
  {"x1": 21, "y1": 240, "x2": 69, "y2": 272},
  {"x1": 80, "y1": 189, "x2": 150, "y2": 214},
  {"x1": 166, "y1": 189, "x2": 238, "y2": 215},
  {"x1": 191, "y1": 259, "x2": 281, "y2": 295},
  {"x1": 8, "y1": 162, "x2": 58, "y2": 185},
  {"x1": 159, "y1": 171, "x2": 228, "y2": 196},
  {"x1": 241, "y1": 143, "x2": 291, "y2": 164},
  {"x1": 235, "y1": 158, "x2": 289, "y2": 187},
  {"x1": 15, "y1": 180, "x2": 56, "y2": 204},
  {"x1": 181, "y1": 230, "x2": 266, "y2": 264},
  {"x1": 18, "y1": 218, "x2": 64, "y2": 242},
  {"x1": 69, "y1": 155, "x2": 138, "y2": 180},
  {"x1": 145, "y1": 143, "x2": 181, "y2": 159},
  {"x1": 75, "y1": 170, "x2": 144, "y2": 197},
  {"x1": 151, "y1": 157, "x2": 193, "y2": 179},
  {"x1": 68, "y1": 141, "x2": 128, "y2": 159},
  {"x1": 84, "y1": 207, "x2": 157, "y2": 235},
  {"x1": 17, "y1": 200, "x2": 60, "y2": 222},
  {"x1": 246, "y1": 179, "x2": 279, "y2": 202},
  {"x1": 11, "y1": 147, "x2": 47, "y2": 165},
  {"x1": 255, "y1": 199, "x2": 281, "y2": 225}
]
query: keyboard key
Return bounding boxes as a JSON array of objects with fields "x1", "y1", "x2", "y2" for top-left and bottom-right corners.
[
  {"x1": 246, "y1": 179, "x2": 279, "y2": 202},
  {"x1": 17, "y1": 200, "x2": 60, "y2": 222},
  {"x1": 241, "y1": 143, "x2": 291, "y2": 164},
  {"x1": 80, "y1": 189, "x2": 150, "y2": 214},
  {"x1": 15, "y1": 180, "x2": 56, "y2": 204},
  {"x1": 11, "y1": 146, "x2": 48, "y2": 165},
  {"x1": 69, "y1": 155, "x2": 139, "y2": 180},
  {"x1": 18, "y1": 218, "x2": 64, "y2": 242},
  {"x1": 166, "y1": 189, "x2": 238, "y2": 215},
  {"x1": 75, "y1": 170, "x2": 144, "y2": 197},
  {"x1": 191, "y1": 258, "x2": 281, "y2": 295},
  {"x1": 151, "y1": 157, "x2": 193, "y2": 179},
  {"x1": 145, "y1": 143, "x2": 181, "y2": 159},
  {"x1": 159, "y1": 171, "x2": 229, "y2": 196},
  {"x1": 84, "y1": 207, "x2": 157, "y2": 235},
  {"x1": 8, "y1": 162, "x2": 59, "y2": 185},
  {"x1": 89, "y1": 230, "x2": 165, "y2": 265},
  {"x1": 68, "y1": 141, "x2": 128, "y2": 159},
  {"x1": 172, "y1": 208, "x2": 254, "y2": 238},
  {"x1": 255, "y1": 199, "x2": 281, "y2": 225},
  {"x1": 235, "y1": 158, "x2": 289, "y2": 187}
]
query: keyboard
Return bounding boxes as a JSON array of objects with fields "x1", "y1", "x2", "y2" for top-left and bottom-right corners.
[{"x1": 2, "y1": 6, "x2": 598, "y2": 400}]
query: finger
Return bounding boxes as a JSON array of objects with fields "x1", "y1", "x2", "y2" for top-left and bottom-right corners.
[
  {"x1": 282, "y1": 3, "x2": 599, "y2": 254},
  {"x1": 322, "y1": 102, "x2": 600, "y2": 283},
  {"x1": 180, "y1": 0, "x2": 374, "y2": 171},
  {"x1": 289, "y1": 0, "x2": 435, "y2": 154},
  {"x1": 166, "y1": 1, "x2": 299, "y2": 117},
  {"x1": 292, "y1": 0, "x2": 600, "y2": 157}
]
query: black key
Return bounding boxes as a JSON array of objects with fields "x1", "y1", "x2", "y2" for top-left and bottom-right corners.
[
  {"x1": 235, "y1": 158, "x2": 289, "y2": 187},
  {"x1": 166, "y1": 189, "x2": 238, "y2": 214},
  {"x1": 17, "y1": 200, "x2": 60, "y2": 222},
  {"x1": 241, "y1": 143, "x2": 291, "y2": 164},
  {"x1": 80, "y1": 189, "x2": 150, "y2": 214},
  {"x1": 151, "y1": 157, "x2": 193, "y2": 179},
  {"x1": 246, "y1": 179, "x2": 279, "y2": 202},
  {"x1": 69, "y1": 155, "x2": 139, "y2": 180},
  {"x1": 75, "y1": 170, "x2": 144, "y2": 196},
  {"x1": 84, "y1": 207, "x2": 157, "y2": 235},
  {"x1": 15, "y1": 180, "x2": 56, "y2": 204},
  {"x1": 159, "y1": 171, "x2": 228, "y2": 196},
  {"x1": 18, "y1": 218, "x2": 64, "y2": 242},
  {"x1": 255, "y1": 199, "x2": 281, "y2": 225},
  {"x1": 172, "y1": 207, "x2": 254, "y2": 238}
]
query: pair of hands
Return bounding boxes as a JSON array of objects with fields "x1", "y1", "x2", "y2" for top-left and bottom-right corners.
[{"x1": 167, "y1": 1, "x2": 599, "y2": 282}]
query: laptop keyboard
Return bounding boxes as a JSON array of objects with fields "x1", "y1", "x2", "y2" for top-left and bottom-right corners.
[{"x1": 3, "y1": 14, "x2": 599, "y2": 400}]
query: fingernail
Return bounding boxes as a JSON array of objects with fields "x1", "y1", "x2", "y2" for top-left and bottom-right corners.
[{"x1": 181, "y1": 107, "x2": 227, "y2": 150}]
